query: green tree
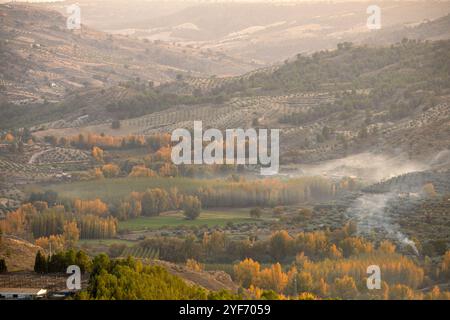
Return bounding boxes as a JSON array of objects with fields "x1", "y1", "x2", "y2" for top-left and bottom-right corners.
[
  {"x1": 34, "y1": 251, "x2": 47, "y2": 274},
  {"x1": 0, "y1": 258, "x2": 7, "y2": 273},
  {"x1": 182, "y1": 196, "x2": 202, "y2": 220},
  {"x1": 82, "y1": 256, "x2": 207, "y2": 300},
  {"x1": 76, "y1": 250, "x2": 92, "y2": 273},
  {"x1": 141, "y1": 188, "x2": 170, "y2": 216},
  {"x1": 269, "y1": 230, "x2": 293, "y2": 262}
]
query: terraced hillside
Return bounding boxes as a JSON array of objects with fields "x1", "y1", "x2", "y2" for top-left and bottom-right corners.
[
  {"x1": 364, "y1": 170, "x2": 450, "y2": 194},
  {"x1": 3, "y1": 11, "x2": 450, "y2": 178},
  {"x1": 33, "y1": 88, "x2": 450, "y2": 165},
  {"x1": 0, "y1": 142, "x2": 93, "y2": 216}
]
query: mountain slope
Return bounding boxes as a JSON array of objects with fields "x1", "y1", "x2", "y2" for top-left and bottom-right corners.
[
  {"x1": 28, "y1": 40, "x2": 450, "y2": 166},
  {"x1": 0, "y1": 236, "x2": 43, "y2": 271},
  {"x1": 110, "y1": 1, "x2": 450, "y2": 63},
  {"x1": 0, "y1": 3, "x2": 257, "y2": 104},
  {"x1": 360, "y1": 14, "x2": 450, "y2": 45}
]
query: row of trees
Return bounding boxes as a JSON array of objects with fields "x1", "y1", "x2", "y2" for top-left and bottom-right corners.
[
  {"x1": 31, "y1": 209, "x2": 117, "y2": 240},
  {"x1": 232, "y1": 252, "x2": 444, "y2": 300},
  {"x1": 112, "y1": 224, "x2": 450, "y2": 299},
  {"x1": 111, "y1": 177, "x2": 333, "y2": 221},
  {"x1": 87, "y1": 145, "x2": 244, "y2": 180},
  {"x1": 0, "y1": 202, "x2": 116, "y2": 242},
  {"x1": 112, "y1": 188, "x2": 202, "y2": 220},
  {"x1": 136, "y1": 223, "x2": 359, "y2": 263},
  {"x1": 89, "y1": 162, "x2": 244, "y2": 180},
  {"x1": 77, "y1": 255, "x2": 222, "y2": 300},
  {"x1": 195, "y1": 177, "x2": 335, "y2": 208},
  {"x1": 48, "y1": 132, "x2": 171, "y2": 151},
  {"x1": 34, "y1": 249, "x2": 91, "y2": 274}
]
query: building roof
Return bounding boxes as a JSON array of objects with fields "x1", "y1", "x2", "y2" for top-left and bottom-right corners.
[{"x1": 0, "y1": 288, "x2": 47, "y2": 295}]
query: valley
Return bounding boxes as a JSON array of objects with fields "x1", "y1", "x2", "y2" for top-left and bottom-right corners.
[{"x1": 0, "y1": 1, "x2": 449, "y2": 301}]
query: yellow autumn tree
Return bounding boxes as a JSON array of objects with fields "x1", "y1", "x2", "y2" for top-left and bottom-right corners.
[
  {"x1": 257, "y1": 263, "x2": 288, "y2": 293},
  {"x1": 74, "y1": 198, "x2": 108, "y2": 216},
  {"x1": 128, "y1": 165, "x2": 157, "y2": 178},
  {"x1": 248, "y1": 285, "x2": 263, "y2": 299},
  {"x1": 297, "y1": 292, "x2": 318, "y2": 300},
  {"x1": 0, "y1": 209, "x2": 26, "y2": 234},
  {"x1": 92, "y1": 146, "x2": 104, "y2": 162},
  {"x1": 159, "y1": 163, "x2": 178, "y2": 177},
  {"x1": 333, "y1": 275, "x2": 358, "y2": 299},
  {"x1": 233, "y1": 258, "x2": 261, "y2": 288},
  {"x1": 327, "y1": 244, "x2": 343, "y2": 259},
  {"x1": 4, "y1": 133, "x2": 14, "y2": 142},
  {"x1": 317, "y1": 278, "x2": 330, "y2": 297},
  {"x1": 186, "y1": 259, "x2": 204, "y2": 272},
  {"x1": 439, "y1": 250, "x2": 450, "y2": 280},
  {"x1": 90, "y1": 167, "x2": 104, "y2": 179},
  {"x1": 378, "y1": 240, "x2": 396, "y2": 254},
  {"x1": 63, "y1": 221, "x2": 80, "y2": 248},
  {"x1": 389, "y1": 284, "x2": 416, "y2": 300},
  {"x1": 422, "y1": 183, "x2": 437, "y2": 198},
  {"x1": 35, "y1": 234, "x2": 66, "y2": 253},
  {"x1": 295, "y1": 252, "x2": 310, "y2": 269},
  {"x1": 102, "y1": 163, "x2": 120, "y2": 178}
]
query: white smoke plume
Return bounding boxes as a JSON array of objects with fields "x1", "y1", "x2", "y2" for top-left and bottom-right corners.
[{"x1": 346, "y1": 192, "x2": 419, "y2": 255}]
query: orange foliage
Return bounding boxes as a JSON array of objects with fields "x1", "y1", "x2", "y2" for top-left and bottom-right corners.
[
  {"x1": 35, "y1": 234, "x2": 65, "y2": 253},
  {"x1": 63, "y1": 221, "x2": 80, "y2": 247},
  {"x1": 92, "y1": 146, "x2": 104, "y2": 162},
  {"x1": 74, "y1": 198, "x2": 108, "y2": 216},
  {"x1": 4, "y1": 133, "x2": 14, "y2": 142},
  {"x1": 102, "y1": 163, "x2": 120, "y2": 178},
  {"x1": 128, "y1": 165, "x2": 157, "y2": 178},
  {"x1": 158, "y1": 163, "x2": 178, "y2": 177},
  {"x1": 257, "y1": 263, "x2": 289, "y2": 293},
  {"x1": 234, "y1": 258, "x2": 261, "y2": 288}
]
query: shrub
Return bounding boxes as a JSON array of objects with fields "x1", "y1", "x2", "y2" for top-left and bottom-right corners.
[{"x1": 182, "y1": 196, "x2": 202, "y2": 220}]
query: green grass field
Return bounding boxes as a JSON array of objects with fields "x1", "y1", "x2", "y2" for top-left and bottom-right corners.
[
  {"x1": 36, "y1": 177, "x2": 232, "y2": 201},
  {"x1": 118, "y1": 208, "x2": 271, "y2": 231}
]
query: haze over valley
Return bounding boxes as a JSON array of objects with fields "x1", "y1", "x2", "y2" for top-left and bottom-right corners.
[{"x1": 0, "y1": 0, "x2": 450, "y2": 301}]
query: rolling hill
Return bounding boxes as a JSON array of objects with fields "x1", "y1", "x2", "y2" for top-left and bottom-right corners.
[
  {"x1": 25, "y1": 39, "x2": 450, "y2": 167},
  {"x1": 0, "y1": 3, "x2": 257, "y2": 104},
  {"x1": 82, "y1": 1, "x2": 450, "y2": 63},
  {"x1": 0, "y1": 235, "x2": 43, "y2": 271}
]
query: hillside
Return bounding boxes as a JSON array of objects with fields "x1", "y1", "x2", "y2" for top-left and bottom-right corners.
[
  {"x1": 0, "y1": 235, "x2": 43, "y2": 271},
  {"x1": 1, "y1": 1, "x2": 450, "y2": 302},
  {"x1": 361, "y1": 14, "x2": 450, "y2": 45},
  {"x1": 214, "y1": 40, "x2": 450, "y2": 95},
  {"x1": 0, "y1": 232, "x2": 237, "y2": 291},
  {"x1": 28, "y1": 40, "x2": 450, "y2": 165},
  {"x1": 154, "y1": 260, "x2": 238, "y2": 293},
  {"x1": 83, "y1": 1, "x2": 450, "y2": 63},
  {"x1": 0, "y1": 3, "x2": 257, "y2": 104}
]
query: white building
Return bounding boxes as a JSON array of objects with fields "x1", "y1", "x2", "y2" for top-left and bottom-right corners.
[{"x1": 0, "y1": 288, "x2": 47, "y2": 300}]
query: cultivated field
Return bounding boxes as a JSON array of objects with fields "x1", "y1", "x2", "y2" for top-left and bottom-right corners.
[
  {"x1": 38, "y1": 177, "x2": 232, "y2": 201},
  {"x1": 118, "y1": 208, "x2": 272, "y2": 231}
]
